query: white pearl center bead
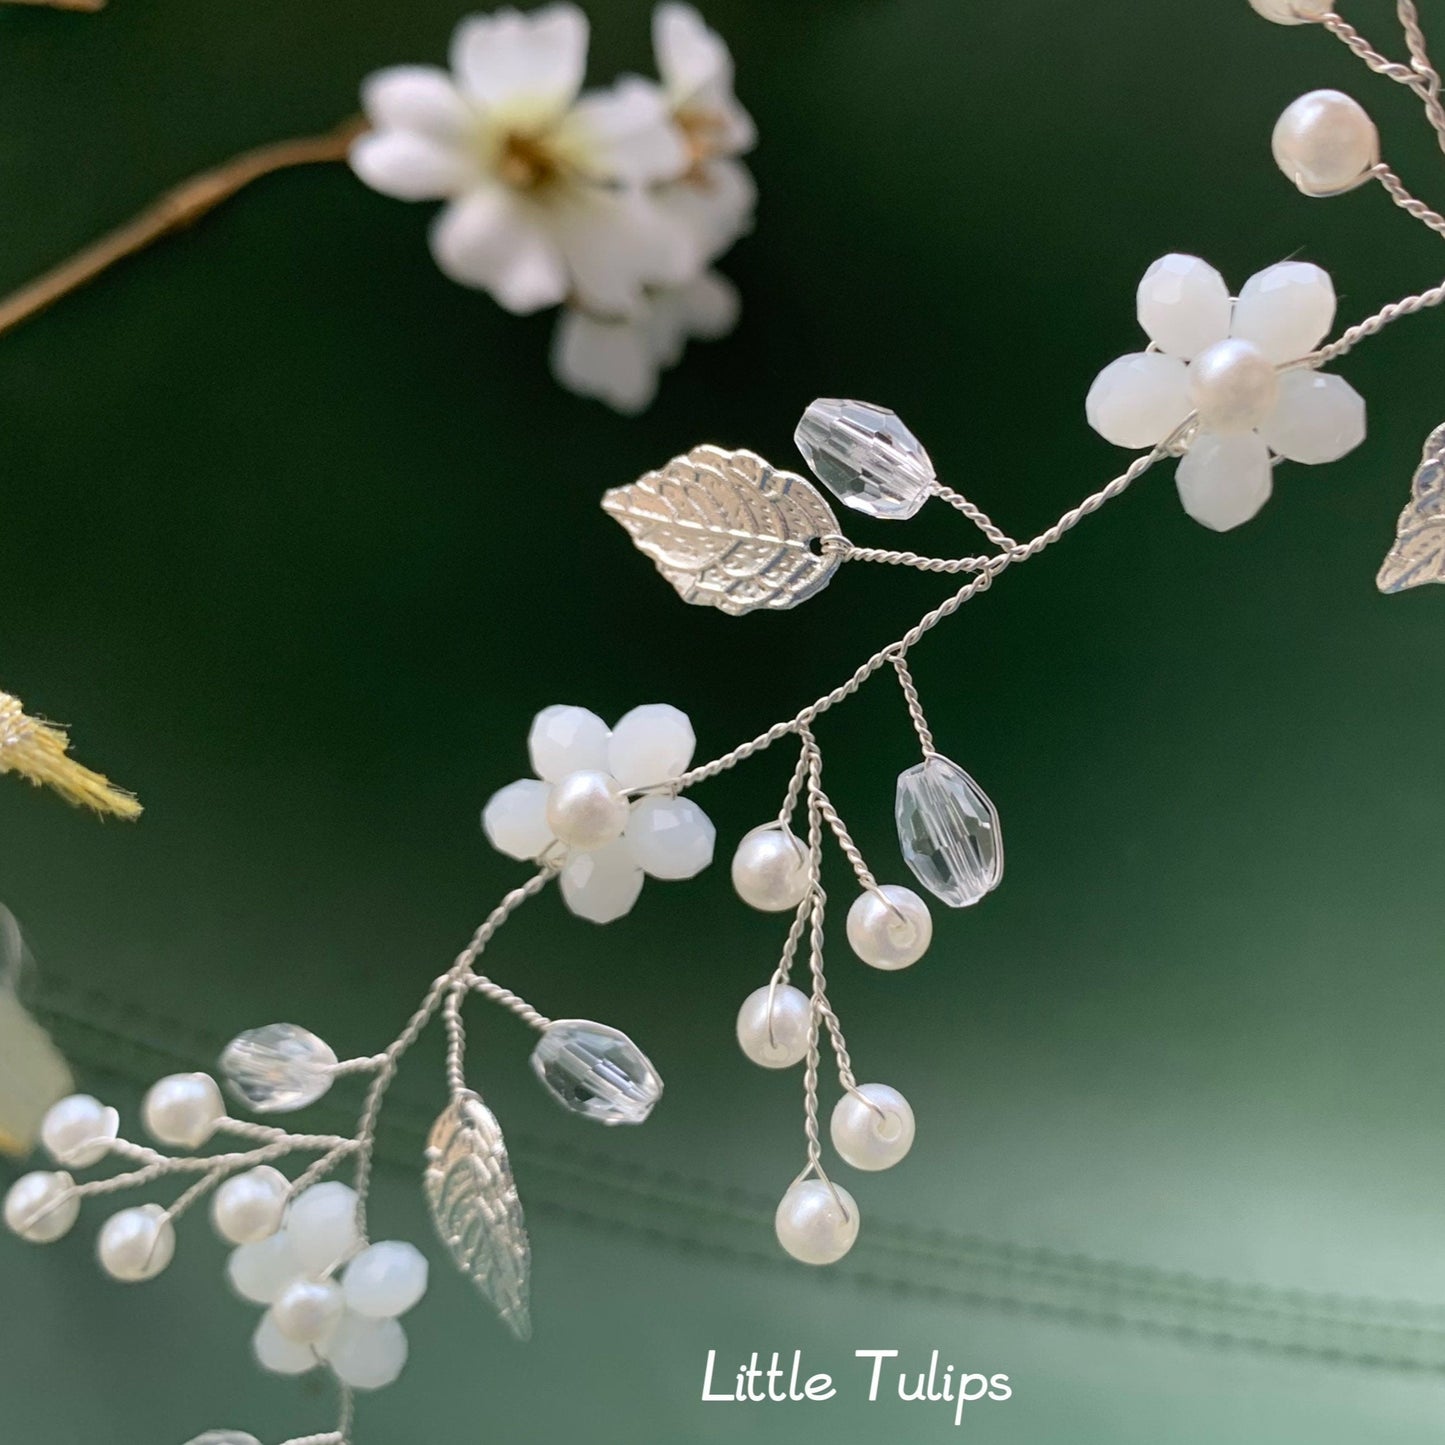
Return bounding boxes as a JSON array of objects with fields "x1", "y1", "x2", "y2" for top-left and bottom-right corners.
[
  {"x1": 545, "y1": 769, "x2": 630, "y2": 851},
  {"x1": 830, "y1": 1084, "x2": 917, "y2": 1172},
  {"x1": 845, "y1": 885, "x2": 933, "y2": 971},
  {"x1": 775, "y1": 1179, "x2": 860, "y2": 1265},
  {"x1": 272, "y1": 1276, "x2": 346, "y2": 1344},
  {"x1": 731, "y1": 828, "x2": 812, "y2": 912},
  {"x1": 736, "y1": 984, "x2": 812, "y2": 1068},
  {"x1": 1187, "y1": 339, "x2": 1279, "y2": 435}
]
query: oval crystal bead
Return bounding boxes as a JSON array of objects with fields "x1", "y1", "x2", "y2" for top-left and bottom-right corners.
[
  {"x1": 794, "y1": 398, "x2": 935, "y2": 520},
  {"x1": 895, "y1": 755, "x2": 1004, "y2": 908},
  {"x1": 219, "y1": 1023, "x2": 338, "y2": 1113},
  {"x1": 529, "y1": 1020, "x2": 663, "y2": 1126}
]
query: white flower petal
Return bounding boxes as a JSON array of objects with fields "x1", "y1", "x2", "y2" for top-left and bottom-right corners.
[
  {"x1": 551, "y1": 308, "x2": 659, "y2": 414},
  {"x1": 1085, "y1": 352, "x2": 1191, "y2": 449},
  {"x1": 360, "y1": 65, "x2": 472, "y2": 142},
  {"x1": 1231, "y1": 261, "x2": 1336, "y2": 364},
  {"x1": 349, "y1": 131, "x2": 477, "y2": 201},
  {"x1": 646, "y1": 270, "x2": 739, "y2": 366},
  {"x1": 1137, "y1": 254, "x2": 1232, "y2": 360},
  {"x1": 482, "y1": 779, "x2": 555, "y2": 861},
  {"x1": 566, "y1": 78, "x2": 690, "y2": 184},
  {"x1": 655, "y1": 157, "x2": 755, "y2": 266},
  {"x1": 654, "y1": 2, "x2": 731, "y2": 104},
  {"x1": 1257, "y1": 370, "x2": 1366, "y2": 464},
  {"x1": 449, "y1": 3, "x2": 588, "y2": 119},
  {"x1": 428, "y1": 189, "x2": 569, "y2": 314},
  {"x1": 625, "y1": 795, "x2": 715, "y2": 880},
  {"x1": 608, "y1": 704, "x2": 695, "y2": 789},
  {"x1": 1175, "y1": 430, "x2": 1274, "y2": 532},
  {"x1": 528, "y1": 704, "x2": 611, "y2": 782},
  {"x1": 560, "y1": 840, "x2": 645, "y2": 924},
  {"x1": 551, "y1": 189, "x2": 697, "y2": 317}
]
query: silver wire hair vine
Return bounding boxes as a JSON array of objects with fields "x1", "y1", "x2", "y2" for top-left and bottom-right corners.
[{"x1": 7, "y1": 4, "x2": 1445, "y2": 1444}]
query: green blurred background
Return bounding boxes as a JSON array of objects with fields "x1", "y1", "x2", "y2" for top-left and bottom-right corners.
[{"x1": 3, "y1": 0, "x2": 1445, "y2": 1440}]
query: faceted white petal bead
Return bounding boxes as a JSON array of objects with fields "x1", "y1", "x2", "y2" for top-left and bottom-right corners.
[
  {"x1": 272, "y1": 1276, "x2": 346, "y2": 1344},
  {"x1": 1249, "y1": 0, "x2": 1330, "y2": 22},
  {"x1": 1175, "y1": 431, "x2": 1274, "y2": 532},
  {"x1": 1273, "y1": 89, "x2": 1379, "y2": 196},
  {"x1": 3, "y1": 1170, "x2": 78, "y2": 1243},
  {"x1": 830, "y1": 1084, "x2": 916, "y2": 1172},
  {"x1": 775, "y1": 1179, "x2": 859, "y2": 1265},
  {"x1": 323, "y1": 1312, "x2": 409, "y2": 1391},
  {"x1": 1136, "y1": 254, "x2": 1232, "y2": 360},
  {"x1": 1257, "y1": 370, "x2": 1366, "y2": 464},
  {"x1": 287, "y1": 1181, "x2": 361, "y2": 1275},
  {"x1": 97, "y1": 1203, "x2": 176, "y2": 1282},
  {"x1": 1085, "y1": 353, "x2": 1191, "y2": 449},
  {"x1": 142, "y1": 1073, "x2": 226, "y2": 1149},
  {"x1": 793, "y1": 398, "x2": 936, "y2": 520},
  {"x1": 731, "y1": 828, "x2": 812, "y2": 912},
  {"x1": 40, "y1": 1094, "x2": 119, "y2": 1168},
  {"x1": 1232, "y1": 262, "x2": 1336, "y2": 364},
  {"x1": 253, "y1": 1312, "x2": 318, "y2": 1376},
  {"x1": 220, "y1": 1023, "x2": 338, "y2": 1113},
  {"x1": 607, "y1": 704, "x2": 696, "y2": 789},
  {"x1": 624, "y1": 795, "x2": 715, "y2": 879},
  {"x1": 228, "y1": 1231, "x2": 304, "y2": 1304},
  {"x1": 528, "y1": 705, "x2": 611, "y2": 784},
  {"x1": 212, "y1": 1166, "x2": 290, "y2": 1245},
  {"x1": 845, "y1": 885, "x2": 933, "y2": 971},
  {"x1": 736, "y1": 984, "x2": 812, "y2": 1068},
  {"x1": 343, "y1": 1240, "x2": 430, "y2": 1319},
  {"x1": 545, "y1": 769, "x2": 630, "y2": 851},
  {"x1": 1187, "y1": 339, "x2": 1279, "y2": 435},
  {"x1": 559, "y1": 840, "x2": 645, "y2": 923},
  {"x1": 482, "y1": 778, "x2": 555, "y2": 861}
]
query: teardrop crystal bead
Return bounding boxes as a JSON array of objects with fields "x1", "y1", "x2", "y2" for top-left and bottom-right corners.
[
  {"x1": 895, "y1": 755, "x2": 1004, "y2": 908},
  {"x1": 794, "y1": 398, "x2": 935, "y2": 520},
  {"x1": 219, "y1": 1024, "x2": 338, "y2": 1113},
  {"x1": 529, "y1": 1020, "x2": 662, "y2": 1126}
]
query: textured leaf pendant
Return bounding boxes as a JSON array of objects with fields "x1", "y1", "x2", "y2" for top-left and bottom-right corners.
[
  {"x1": 423, "y1": 1091, "x2": 531, "y2": 1341},
  {"x1": 1378, "y1": 423, "x2": 1445, "y2": 593},
  {"x1": 602, "y1": 445, "x2": 843, "y2": 616}
]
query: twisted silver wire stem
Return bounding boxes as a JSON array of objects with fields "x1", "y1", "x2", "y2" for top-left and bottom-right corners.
[{"x1": 892, "y1": 654, "x2": 937, "y2": 757}]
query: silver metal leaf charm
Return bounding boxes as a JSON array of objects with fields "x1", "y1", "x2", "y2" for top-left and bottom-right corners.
[
  {"x1": 602, "y1": 444, "x2": 843, "y2": 617},
  {"x1": 423, "y1": 1091, "x2": 531, "y2": 1341},
  {"x1": 1378, "y1": 423, "x2": 1445, "y2": 594}
]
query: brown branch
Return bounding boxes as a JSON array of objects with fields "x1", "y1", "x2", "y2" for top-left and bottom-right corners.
[{"x1": 0, "y1": 115, "x2": 366, "y2": 339}]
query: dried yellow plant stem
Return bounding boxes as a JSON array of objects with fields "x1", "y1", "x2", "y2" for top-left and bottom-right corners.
[
  {"x1": 0, "y1": 115, "x2": 365, "y2": 340},
  {"x1": 0, "y1": 692, "x2": 140, "y2": 819},
  {"x1": 2, "y1": 0, "x2": 106, "y2": 10}
]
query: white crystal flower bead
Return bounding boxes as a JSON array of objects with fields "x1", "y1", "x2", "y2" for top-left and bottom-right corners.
[
  {"x1": 253, "y1": 1311, "x2": 318, "y2": 1376},
  {"x1": 3, "y1": 1170, "x2": 78, "y2": 1243},
  {"x1": 482, "y1": 778, "x2": 554, "y2": 861},
  {"x1": 228, "y1": 1231, "x2": 304, "y2": 1304},
  {"x1": 1088, "y1": 253, "x2": 1365, "y2": 529},
  {"x1": 286, "y1": 1182, "x2": 361, "y2": 1275},
  {"x1": 794, "y1": 398, "x2": 936, "y2": 520},
  {"x1": 530, "y1": 1019, "x2": 663, "y2": 1125},
  {"x1": 98, "y1": 1203, "x2": 176, "y2": 1282},
  {"x1": 775, "y1": 1179, "x2": 859, "y2": 1265},
  {"x1": 40, "y1": 1094, "x2": 119, "y2": 1168},
  {"x1": 343, "y1": 1240, "x2": 429, "y2": 1319},
  {"x1": 528, "y1": 705, "x2": 611, "y2": 783},
  {"x1": 220, "y1": 1024, "x2": 338, "y2": 1114},
  {"x1": 322, "y1": 1312, "x2": 408, "y2": 1391},
  {"x1": 895, "y1": 756, "x2": 1003, "y2": 908},
  {"x1": 607, "y1": 703, "x2": 695, "y2": 789},
  {"x1": 624, "y1": 795, "x2": 715, "y2": 879},
  {"x1": 559, "y1": 841, "x2": 645, "y2": 923}
]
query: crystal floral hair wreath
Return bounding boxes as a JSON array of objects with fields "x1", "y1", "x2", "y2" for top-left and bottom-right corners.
[{"x1": 6, "y1": 2, "x2": 1445, "y2": 1443}]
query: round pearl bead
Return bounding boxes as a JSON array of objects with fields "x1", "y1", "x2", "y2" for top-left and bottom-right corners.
[
  {"x1": 846, "y1": 885, "x2": 933, "y2": 970},
  {"x1": 830, "y1": 1084, "x2": 916, "y2": 1172},
  {"x1": 1273, "y1": 90, "x2": 1379, "y2": 197},
  {"x1": 286, "y1": 1181, "x2": 360, "y2": 1275},
  {"x1": 142, "y1": 1072, "x2": 226, "y2": 1149},
  {"x1": 3, "y1": 1170, "x2": 79, "y2": 1243},
  {"x1": 736, "y1": 984, "x2": 812, "y2": 1068},
  {"x1": 40, "y1": 1094, "x2": 119, "y2": 1168},
  {"x1": 545, "y1": 770, "x2": 629, "y2": 851},
  {"x1": 731, "y1": 829, "x2": 812, "y2": 912},
  {"x1": 1187, "y1": 339, "x2": 1279, "y2": 435},
  {"x1": 774, "y1": 1179, "x2": 860, "y2": 1265},
  {"x1": 271, "y1": 1276, "x2": 346, "y2": 1344},
  {"x1": 97, "y1": 1203, "x2": 176, "y2": 1282},
  {"x1": 1249, "y1": 0, "x2": 1330, "y2": 24},
  {"x1": 212, "y1": 1166, "x2": 290, "y2": 1245},
  {"x1": 343, "y1": 1240, "x2": 430, "y2": 1319}
]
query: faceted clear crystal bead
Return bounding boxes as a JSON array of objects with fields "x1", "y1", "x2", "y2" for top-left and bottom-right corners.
[
  {"x1": 794, "y1": 398, "x2": 935, "y2": 520},
  {"x1": 220, "y1": 1024, "x2": 339, "y2": 1113},
  {"x1": 530, "y1": 1020, "x2": 663, "y2": 1125},
  {"x1": 895, "y1": 756, "x2": 1003, "y2": 908}
]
